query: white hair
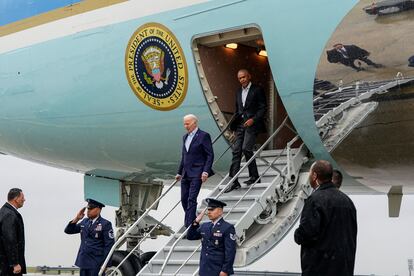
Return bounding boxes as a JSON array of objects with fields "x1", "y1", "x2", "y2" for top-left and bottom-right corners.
[{"x1": 183, "y1": 114, "x2": 198, "y2": 124}]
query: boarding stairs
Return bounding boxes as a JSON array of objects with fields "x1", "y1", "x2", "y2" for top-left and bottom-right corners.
[
  {"x1": 314, "y1": 75, "x2": 414, "y2": 151},
  {"x1": 100, "y1": 117, "x2": 311, "y2": 276}
]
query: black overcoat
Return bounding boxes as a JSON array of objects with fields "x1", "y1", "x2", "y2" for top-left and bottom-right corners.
[
  {"x1": 0, "y1": 203, "x2": 26, "y2": 275},
  {"x1": 294, "y1": 182, "x2": 357, "y2": 276}
]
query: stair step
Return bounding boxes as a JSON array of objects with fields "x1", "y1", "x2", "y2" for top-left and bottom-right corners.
[
  {"x1": 238, "y1": 164, "x2": 286, "y2": 174},
  {"x1": 217, "y1": 183, "x2": 271, "y2": 190},
  {"x1": 242, "y1": 158, "x2": 287, "y2": 166},
  {"x1": 238, "y1": 170, "x2": 280, "y2": 178},
  {"x1": 143, "y1": 263, "x2": 199, "y2": 274},
  {"x1": 155, "y1": 250, "x2": 201, "y2": 261},
  {"x1": 259, "y1": 148, "x2": 298, "y2": 157},
  {"x1": 138, "y1": 147, "x2": 310, "y2": 275},
  {"x1": 151, "y1": 259, "x2": 199, "y2": 265},
  {"x1": 197, "y1": 206, "x2": 250, "y2": 214},
  {"x1": 164, "y1": 246, "x2": 201, "y2": 252},
  {"x1": 218, "y1": 194, "x2": 260, "y2": 201}
]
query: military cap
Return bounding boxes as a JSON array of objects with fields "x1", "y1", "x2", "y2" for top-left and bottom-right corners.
[
  {"x1": 86, "y1": 198, "x2": 105, "y2": 209},
  {"x1": 205, "y1": 198, "x2": 226, "y2": 209}
]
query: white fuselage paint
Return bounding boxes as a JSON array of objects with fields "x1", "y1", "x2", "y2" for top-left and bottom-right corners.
[{"x1": 0, "y1": 0, "x2": 208, "y2": 54}]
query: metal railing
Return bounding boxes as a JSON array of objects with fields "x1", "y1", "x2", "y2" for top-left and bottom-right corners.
[
  {"x1": 158, "y1": 116, "x2": 301, "y2": 275},
  {"x1": 173, "y1": 126, "x2": 303, "y2": 276},
  {"x1": 99, "y1": 116, "x2": 237, "y2": 276}
]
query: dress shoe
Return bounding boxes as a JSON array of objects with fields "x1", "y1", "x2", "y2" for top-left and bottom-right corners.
[
  {"x1": 224, "y1": 182, "x2": 241, "y2": 193},
  {"x1": 244, "y1": 178, "x2": 261, "y2": 185}
]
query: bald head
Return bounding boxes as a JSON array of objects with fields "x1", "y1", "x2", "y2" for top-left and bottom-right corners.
[
  {"x1": 309, "y1": 160, "x2": 333, "y2": 188},
  {"x1": 237, "y1": 69, "x2": 251, "y2": 88}
]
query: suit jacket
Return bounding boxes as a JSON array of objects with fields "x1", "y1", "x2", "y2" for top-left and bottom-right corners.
[
  {"x1": 0, "y1": 203, "x2": 26, "y2": 275},
  {"x1": 177, "y1": 129, "x2": 214, "y2": 178},
  {"x1": 327, "y1": 44, "x2": 370, "y2": 63},
  {"x1": 230, "y1": 83, "x2": 267, "y2": 133},
  {"x1": 64, "y1": 216, "x2": 115, "y2": 269},
  {"x1": 294, "y1": 182, "x2": 357, "y2": 276},
  {"x1": 187, "y1": 217, "x2": 236, "y2": 276}
]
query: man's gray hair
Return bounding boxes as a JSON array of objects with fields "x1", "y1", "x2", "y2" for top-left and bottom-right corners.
[{"x1": 183, "y1": 114, "x2": 198, "y2": 124}]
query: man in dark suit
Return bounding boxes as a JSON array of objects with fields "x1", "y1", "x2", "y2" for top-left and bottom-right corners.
[
  {"x1": 225, "y1": 69, "x2": 266, "y2": 193},
  {"x1": 187, "y1": 198, "x2": 236, "y2": 276},
  {"x1": 327, "y1": 43, "x2": 382, "y2": 71},
  {"x1": 175, "y1": 114, "x2": 214, "y2": 227},
  {"x1": 64, "y1": 199, "x2": 115, "y2": 276},
  {"x1": 294, "y1": 160, "x2": 357, "y2": 276},
  {"x1": 0, "y1": 188, "x2": 26, "y2": 276}
]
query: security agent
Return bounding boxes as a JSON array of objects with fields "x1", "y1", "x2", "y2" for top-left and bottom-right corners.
[
  {"x1": 64, "y1": 199, "x2": 115, "y2": 276},
  {"x1": 187, "y1": 198, "x2": 236, "y2": 276}
]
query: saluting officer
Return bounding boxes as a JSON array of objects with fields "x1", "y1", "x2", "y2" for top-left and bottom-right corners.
[
  {"x1": 187, "y1": 198, "x2": 236, "y2": 276},
  {"x1": 64, "y1": 199, "x2": 115, "y2": 276}
]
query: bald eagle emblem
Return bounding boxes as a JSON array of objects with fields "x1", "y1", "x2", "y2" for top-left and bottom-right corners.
[{"x1": 141, "y1": 46, "x2": 171, "y2": 89}]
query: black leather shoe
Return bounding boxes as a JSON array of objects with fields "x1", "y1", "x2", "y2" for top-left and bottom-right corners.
[
  {"x1": 244, "y1": 178, "x2": 261, "y2": 185},
  {"x1": 224, "y1": 182, "x2": 241, "y2": 193}
]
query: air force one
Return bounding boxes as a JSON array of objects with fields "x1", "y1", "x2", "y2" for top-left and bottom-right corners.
[{"x1": 1, "y1": 0, "x2": 414, "y2": 274}]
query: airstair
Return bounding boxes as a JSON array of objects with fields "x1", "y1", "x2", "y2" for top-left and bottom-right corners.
[
  {"x1": 100, "y1": 116, "x2": 311, "y2": 276},
  {"x1": 314, "y1": 75, "x2": 414, "y2": 151}
]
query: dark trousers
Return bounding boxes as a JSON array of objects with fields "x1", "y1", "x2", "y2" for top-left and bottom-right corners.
[
  {"x1": 181, "y1": 177, "x2": 202, "y2": 227},
  {"x1": 229, "y1": 124, "x2": 259, "y2": 182},
  {"x1": 340, "y1": 57, "x2": 377, "y2": 70},
  {"x1": 80, "y1": 268, "x2": 100, "y2": 276}
]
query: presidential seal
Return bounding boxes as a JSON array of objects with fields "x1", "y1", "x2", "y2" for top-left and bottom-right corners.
[{"x1": 125, "y1": 23, "x2": 188, "y2": 111}]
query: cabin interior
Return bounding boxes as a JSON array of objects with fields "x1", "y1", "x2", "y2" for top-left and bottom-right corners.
[{"x1": 193, "y1": 26, "x2": 297, "y2": 149}]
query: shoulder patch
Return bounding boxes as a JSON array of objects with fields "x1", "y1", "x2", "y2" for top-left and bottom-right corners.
[
  {"x1": 108, "y1": 229, "x2": 114, "y2": 239},
  {"x1": 230, "y1": 233, "x2": 237, "y2": 241}
]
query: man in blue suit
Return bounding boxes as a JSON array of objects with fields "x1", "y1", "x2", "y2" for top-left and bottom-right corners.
[
  {"x1": 64, "y1": 199, "x2": 115, "y2": 276},
  {"x1": 176, "y1": 114, "x2": 214, "y2": 227},
  {"x1": 187, "y1": 198, "x2": 236, "y2": 276}
]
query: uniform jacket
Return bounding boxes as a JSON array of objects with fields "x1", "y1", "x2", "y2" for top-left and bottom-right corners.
[
  {"x1": 0, "y1": 203, "x2": 26, "y2": 275},
  {"x1": 327, "y1": 45, "x2": 370, "y2": 63},
  {"x1": 177, "y1": 129, "x2": 214, "y2": 178},
  {"x1": 294, "y1": 182, "x2": 357, "y2": 276},
  {"x1": 230, "y1": 83, "x2": 267, "y2": 133},
  {"x1": 187, "y1": 217, "x2": 236, "y2": 276},
  {"x1": 64, "y1": 216, "x2": 115, "y2": 269}
]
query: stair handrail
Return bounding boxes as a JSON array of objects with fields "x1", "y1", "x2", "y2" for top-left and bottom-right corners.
[
  {"x1": 106, "y1": 198, "x2": 182, "y2": 276},
  {"x1": 179, "y1": 135, "x2": 304, "y2": 276},
  {"x1": 159, "y1": 116, "x2": 290, "y2": 274},
  {"x1": 98, "y1": 179, "x2": 180, "y2": 276},
  {"x1": 100, "y1": 115, "x2": 238, "y2": 276},
  {"x1": 212, "y1": 113, "x2": 237, "y2": 144}
]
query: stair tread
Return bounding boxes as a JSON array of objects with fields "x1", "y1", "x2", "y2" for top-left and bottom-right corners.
[{"x1": 139, "y1": 147, "x2": 307, "y2": 275}]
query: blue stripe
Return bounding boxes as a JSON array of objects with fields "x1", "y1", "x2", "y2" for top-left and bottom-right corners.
[{"x1": 0, "y1": 0, "x2": 83, "y2": 26}]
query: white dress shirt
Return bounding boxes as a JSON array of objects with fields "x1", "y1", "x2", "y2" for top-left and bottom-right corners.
[
  {"x1": 185, "y1": 127, "x2": 198, "y2": 151},
  {"x1": 241, "y1": 82, "x2": 252, "y2": 107}
]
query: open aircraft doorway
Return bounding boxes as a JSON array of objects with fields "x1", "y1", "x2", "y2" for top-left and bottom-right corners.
[{"x1": 192, "y1": 26, "x2": 297, "y2": 151}]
